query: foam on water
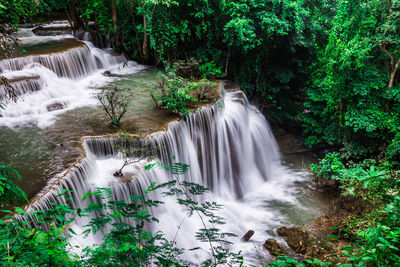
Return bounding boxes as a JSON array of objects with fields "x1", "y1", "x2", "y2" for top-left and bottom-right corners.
[
  {"x1": 0, "y1": 25, "x2": 145, "y2": 128},
  {"x1": 7, "y1": 21, "x2": 323, "y2": 266},
  {"x1": 24, "y1": 89, "x2": 322, "y2": 265}
]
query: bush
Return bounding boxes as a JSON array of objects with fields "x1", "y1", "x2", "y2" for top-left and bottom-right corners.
[
  {"x1": 0, "y1": 162, "x2": 243, "y2": 266},
  {"x1": 199, "y1": 61, "x2": 223, "y2": 79},
  {"x1": 150, "y1": 72, "x2": 197, "y2": 116},
  {"x1": 97, "y1": 86, "x2": 132, "y2": 128},
  {"x1": 189, "y1": 78, "x2": 217, "y2": 101},
  {"x1": 312, "y1": 153, "x2": 398, "y2": 199},
  {"x1": 342, "y1": 197, "x2": 400, "y2": 266},
  {"x1": 172, "y1": 58, "x2": 199, "y2": 78},
  {"x1": 0, "y1": 165, "x2": 27, "y2": 206}
]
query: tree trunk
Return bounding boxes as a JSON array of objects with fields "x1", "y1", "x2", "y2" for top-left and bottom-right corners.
[
  {"x1": 380, "y1": 44, "x2": 400, "y2": 111},
  {"x1": 111, "y1": 0, "x2": 119, "y2": 49},
  {"x1": 132, "y1": 16, "x2": 143, "y2": 59},
  {"x1": 111, "y1": 0, "x2": 118, "y2": 33},
  {"x1": 385, "y1": 58, "x2": 400, "y2": 111},
  {"x1": 224, "y1": 47, "x2": 231, "y2": 77},
  {"x1": 69, "y1": 0, "x2": 82, "y2": 30},
  {"x1": 142, "y1": 14, "x2": 149, "y2": 62}
]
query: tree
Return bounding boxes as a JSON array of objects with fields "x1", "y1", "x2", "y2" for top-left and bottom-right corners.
[
  {"x1": 375, "y1": 0, "x2": 400, "y2": 111},
  {"x1": 97, "y1": 86, "x2": 132, "y2": 128},
  {"x1": 112, "y1": 134, "x2": 156, "y2": 177},
  {"x1": 302, "y1": 0, "x2": 400, "y2": 160}
]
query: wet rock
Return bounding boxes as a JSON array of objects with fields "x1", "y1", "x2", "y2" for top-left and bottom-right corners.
[
  {"x1": 74, "y1": 29, "x2": 110, "y2": 49},
  {"x1": 277, "y1": 227, "x2": 309, "y2": 254},
  {"x1": 32, "y1": 26, "x2": 72, "y2": 36},
  {"x1": 241, "y1": 230, "x2": 255, "y2": 241},
  {"x1": 263, "y1": 238, "x2": 285, "y2": 256},
  {"x1": 46, "y1": 102, "x2": 66, "y2": 111},
  {"x1": 73, "y1": 29, "x2": 85, "y2": 40},
  {"x1": 103, "y1": 71, "x2": 111, "y2": 76}
]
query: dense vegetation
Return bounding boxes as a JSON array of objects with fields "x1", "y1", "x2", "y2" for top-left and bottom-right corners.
[{"x1": 1, "y1": 0, "x2": 400, "y2": 266}]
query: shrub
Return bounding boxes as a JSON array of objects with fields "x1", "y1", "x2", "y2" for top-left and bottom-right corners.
[
  {"x1": 0, "y1": 162, "x2": 243, "y2": 266},
  {"x1": 150, "y1": 72, "x2": 197, "y2": 116},
  {"x1": 190, "y1": 78, "x2": 217, "y2": 101},
  {"x1": 0, "y1": 165, "x2": 27, "y2": 206},
  {"x1": 172, "y1": 58, "x2": 199, "y2": 78},
  {"x1": 199, "y1": 61, "x2": 223, "y2": 79},
  {"x1": 97, "y1": 86, "x2": 132, "y2": 128},
  {"x1": 112, "y1": 134, "x2": 156, "y2": 177}
]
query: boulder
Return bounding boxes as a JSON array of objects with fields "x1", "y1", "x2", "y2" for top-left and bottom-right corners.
[
  {"x1": 241, "y1": 230, "x2": 255, "y2": 241},
  {"x1": 263, "y1": 238, "x2": 285, "y2": 256},
  {"x1": 46, "y1": 102, "x2": 66, "y2": 111},
  {"x1": 277, "y1": 227, "x2": 309, "y2": 254},
  {"x1": 32, "y1": 26, "x2": 72, "y2": 36}
]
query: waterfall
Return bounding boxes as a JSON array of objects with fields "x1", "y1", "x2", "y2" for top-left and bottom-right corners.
[
  {"x1": 24, "y1": 88, "x2": 313, "y2": 264},
  {"x1": 0, "y1": 44, "x2": 124, "y2": 79},
  {"x1": 0, "y1": 26, "x2": 144, "y2": 127},
  {"x1": 4, "y1": 22, "x2": 321, "y2": 265},
  {"x1": 0, "y1": 76, "x2": 44, "y2": 102}
]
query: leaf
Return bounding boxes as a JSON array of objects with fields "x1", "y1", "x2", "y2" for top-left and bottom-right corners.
[
  {"x1": 145, "y1": 163, "x2": 156, "y2": 170},
  {"x1": 14, "y1": 207, "x2": 24, "y2": 214},
  {"x1": 82, "y1": 191, "x2": 99, "y2": 201},
  {"x1": 144, "y1": 182, "x2": 157, "y2": 194},
  {"x1": 0, "y1": 210, "x2": 11, "y2": 213},
  {"x1": 171, "y1": 163, "x2": 190, "y2": 175},
  {"x1": 69, "y1": 228, "x2": 77, "y2": 235},
  {"x1": 55, "y1": 215, "x2": 65, "y2": 222},
  {"x1": 130, "y1": 195, "x2": 144, "y2": 201},
  {"x1": 327, "y1": 235, "x2": 339, "y2": 239}
]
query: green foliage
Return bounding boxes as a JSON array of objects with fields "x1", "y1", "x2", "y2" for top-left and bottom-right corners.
[
  {"x1": 172, "y1": 58, "x2": 200, "y2": 79},
  {"x1": 151, "y1": 72, "x2": 197, "y2": 116},
  {"x1": 312, "y1": 153, "x2": 399, "y2": 200},
  {"x1": 302, "y1": 0, "x2": 400, "y2": 161},
  {"x1": 44, "y1": 0, "x2": 68, "y2": 11},
  {"x1": 0, "y1": 162, "x2": 243, "y2": 266},
  {"x1": 338, "y1": 196, "x2": 400, "y2": 266},
  {"x1": 199, "y1": 61, "x2": 223, "y2": 79},
  {"x1": 79, "y1": 0, "x2": 113, "y2": 33},
  {"x1": 0, "y1": 190, "x2": 79, "y2": 266},
  {"x1": 0, "y1": 0, "x2": 49, "y2": 25},
  {"x1": 0, "y1": 165, "x2": 27, "y2": 206},
  {"x1": 190, "y1": 79, "x2": 218, "y2": 101},
  {"x1": 308, "y1": 153, "x2": 400, "y2": 266},
  {"x1": 147, "y1": 161, "x2": 243, "y2": 266},
  {"x1": 222, "y1": 0, "x2": 314, "y2": 123},
  {"x1": 73, "y1": 0, "x2": 314, "y2": 126},
  {"x1": 81, "y1": 186, "x2": 181, "y2": 266},
  {"x1": 270, "y1": 256, "x2": 331, "y2": 266}
]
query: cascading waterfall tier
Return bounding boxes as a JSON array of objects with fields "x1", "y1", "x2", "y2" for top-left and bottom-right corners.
[
  {"x1": 0, "y1": 76, "x2": 44, "y2": 102},
  {"x1": 23, "y1": 88, "x2": 311, "y2": 265},
  {"x1": 29, "y1": 89, "x2": 280, "y2": 212},
  {"x1": 6, "y1": 22, "x2": 324, "y2": 266},
  {"x1": 0, "y1": 43, "x2": 124, "y2": 79},
  {"x1": 0, "y1": 25, "x2": 144, "y2": 127}
]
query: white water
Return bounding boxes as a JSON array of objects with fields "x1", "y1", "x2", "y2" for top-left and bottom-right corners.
[
  {"x1": 3, "y1": 22, "x2": 323, "y2": 265},
  {"x1": 25, "y1": 89, "x2": 321, "y2": 265},
  {"x1": 0, "y1": 25, "x2": 145, "y2": 128}
]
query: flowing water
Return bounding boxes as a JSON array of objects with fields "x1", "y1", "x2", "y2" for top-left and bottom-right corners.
[
  {"x1": 1, "y1": 22, "x2": 325, "y2": 265},
  {"x1": 0, "y1": 24, "x2": 172, "y2": 198}
]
